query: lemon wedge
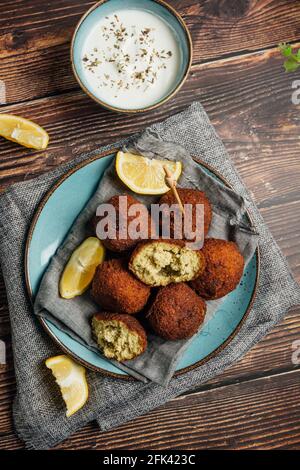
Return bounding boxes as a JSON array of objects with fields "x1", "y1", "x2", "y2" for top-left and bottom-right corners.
[
  {"x1": 115, "y1": 151, "x2": 182, "y2": 195},
  {"x1": 60, "y1": 237, "x2": 105, "y2": 299},
  {"x1": 45, "y1": 355, "x2": 88, "y2": 417},
  {"x1": 0, "y1": 113, "x2": 49, "y2": 150}
]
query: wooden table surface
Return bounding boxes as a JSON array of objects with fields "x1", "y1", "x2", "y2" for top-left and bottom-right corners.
[{"x1": 0, "y1": 0, "x2": 300, "y2": 450}]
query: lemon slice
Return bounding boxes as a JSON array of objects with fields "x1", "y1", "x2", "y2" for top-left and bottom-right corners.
[
  {"x1": 0, "y1": 113, "x2": 49, "y2": 150},
  {"x1": 115, "y1": 151, "x2": 182, "y2": 195},
  {"x1": 60, "y1": 237, "x2": 105, "y2": 299},
  {"x1": 45, "y1": 355, "x2": 88, "y2": 417}
]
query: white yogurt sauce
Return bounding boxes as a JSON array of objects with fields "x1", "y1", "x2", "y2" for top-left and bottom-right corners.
[{"x1": 81, "y1": 9, "x2": 181, "y2": 109}]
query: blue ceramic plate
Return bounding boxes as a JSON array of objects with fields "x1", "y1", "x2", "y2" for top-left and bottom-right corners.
[
  {"x1": 71, "y1": 0, "x2": 192, "y2": 113},
  {"x1": 25, "y1": 151, "x2": 259, "y2": 380}
]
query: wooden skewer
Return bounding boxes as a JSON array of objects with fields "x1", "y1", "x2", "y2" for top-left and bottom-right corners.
[{"x1": 163, "y1": 165, "x2": 184, "y2": 215}]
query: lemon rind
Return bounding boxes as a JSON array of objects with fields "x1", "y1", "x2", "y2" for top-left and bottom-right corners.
[
  {"x1": 115, "y1": 151, "x2": 182, "y2": 195},
  {"x1": 45, "y1": 355, "x2": 89, "y2": 417},
  {"x1": 0, "y1": 113, "x2": 49, "y2": 150}
]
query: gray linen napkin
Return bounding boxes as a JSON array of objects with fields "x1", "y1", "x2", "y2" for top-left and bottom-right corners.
[
  {"x1": 33, "y1": 131, "x2": 258, "y2": 386},
  {"x1": 0, "y1": 103, "x2": 299, "y2": 449}
]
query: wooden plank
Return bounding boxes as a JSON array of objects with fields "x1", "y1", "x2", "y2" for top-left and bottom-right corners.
[
  {"x1": 1, "y1": 369, "x2": 300, "y2": 449},
  {"x1": 1, "y1": 196, "x2": 300, "y2": 432},
  {"x1": 222, "y1": 140, "x2": 300, "y2": 209},
  {"x1": 176, "y1": 0, "x2": 300, "y2": 61},
  {"x1": 0, "y1": 1, "x2": 94, "y2": 58},
  {"x1": 260, "y1": 201, "x2": 300, "y2": 279},
  {"x1": 1, "y1": 44, "x2": 300, "y2": 442},
  {"x1": 0, "y1": 0, "x2": 299, "y2": 61},
  {"x1": 207, "y1": 306, "x2": 300, "y2": 386},
  {"x1": 0, "y1": 271, "x2": 9, "y2": 337},
  {"x1": 0, "y1": 45, "x2": 77, "y2": 104},
  {"x1": 0, "y1": 343, "x2": 15, "y2": 436},
  {"x1": 0, "y1": 1, "x2": 300, "y2": 450},
  {"x1": 1, "y1": 1, "x2": 300, "y2": 103},
  {"x1": 1, "y1": 300, "x2": 299, "y2": 438}
]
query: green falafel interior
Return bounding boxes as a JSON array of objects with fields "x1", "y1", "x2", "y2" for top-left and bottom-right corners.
[
  {"x1": 129, "y1": 241, "x2": 205, "y2": 287},
  {"x1": 92, "y1": 315, "x2": 145, "y2": 361}
]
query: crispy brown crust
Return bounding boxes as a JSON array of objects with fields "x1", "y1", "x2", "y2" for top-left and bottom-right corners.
[
  {"x1": 190, "y1": 238, "x2": 245, "y2": 300},
  {"x1": 91, "y1": 194, "x2": 155, "y2": 253},
  {"x1": 147, "y1": 283, "x2": 206, "y2": 340},
  {"x1": 92, "y1": 312, "x2": 147, "y2": 354},
  {"x1": 129, "y1": 239, "x2": 206, "y2": 281},
  {"x1": 91, "y1": 258, "x2": 151, "y2": 314},
  {"x1": 159, "y1": 188, "x2": 212, "y2": 240}
]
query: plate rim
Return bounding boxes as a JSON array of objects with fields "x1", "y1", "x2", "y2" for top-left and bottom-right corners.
[{"x1": 24, "y1": 148, "x2": 260, "y2": 381}]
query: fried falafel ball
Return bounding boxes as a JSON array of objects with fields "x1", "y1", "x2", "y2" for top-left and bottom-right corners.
[
  {"x1": 91, "y1": 194, "x2": 155, "y2": 253},
  {"x1": 92, "y1": 312, "x2": 147, "y2": 361},
  {"x1": 190, "y1": 238, "x2": 245, "y2": 300},
  {"x1": 159, "y1": 188, "x2": 212, "y2": 241},
  {"x1": 147, "y1": 283, "x2": 206, "y2": 340},
  {"x1": 91, "y1": 258, "x2": 151, "y2": 314},
  {"x1": 129, "y1": 239, "x2": 206, "y2": 287}
]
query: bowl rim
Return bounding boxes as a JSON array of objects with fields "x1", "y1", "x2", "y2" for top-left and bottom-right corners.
[
  {"x1": 24, "y1": 148, "x2": 260, "y2": 382},
  {"x1": 70, "y1": 0, "x2": 193, "y2": 114}
]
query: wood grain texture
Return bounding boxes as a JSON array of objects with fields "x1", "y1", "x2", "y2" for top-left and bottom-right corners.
[
  {"x1": 175, "y1": 0, "x2": 300, "y2": 61},
  {"x1": 1, "y1": 370, "x2": 300, "y2": 449},
  {"x1": 1, "y1": 304, "x2": 300, "y2": 443},
  {"x1": 53, "y1": 369, "x2": 300, "y2": 450},
  {"x1": 1, "y1": 1, "x2": 300, "y2": 103},
  {"x1": 0, "y1": 201, "x2": 299, "y2": 405},
  {"x1": 0, "y1": 1, "x2": 94, "y2": 59}
]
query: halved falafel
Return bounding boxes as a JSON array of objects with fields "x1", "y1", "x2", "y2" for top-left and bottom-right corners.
[
  {"x1": 92, "y1": 194, "x2": 155, "y2": 253},
  {"x1": 190, "y1": 238, "x2": 245, "y2": 300},
  {"x1": 159, "y1": 188, "x2": 212, "y2": 241},
  {"x1": 91, "y1": 258, "x2": 150, "y2": 314},
  {"x1": 129, "y1": 239, "x2": 205, "y2": 287},
  {"x1": 147, "y1": 283, "x2": 206, "y2": 340},
  {"x1": 92, "y1": 312, "x2": 147, "y2": 361}
]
